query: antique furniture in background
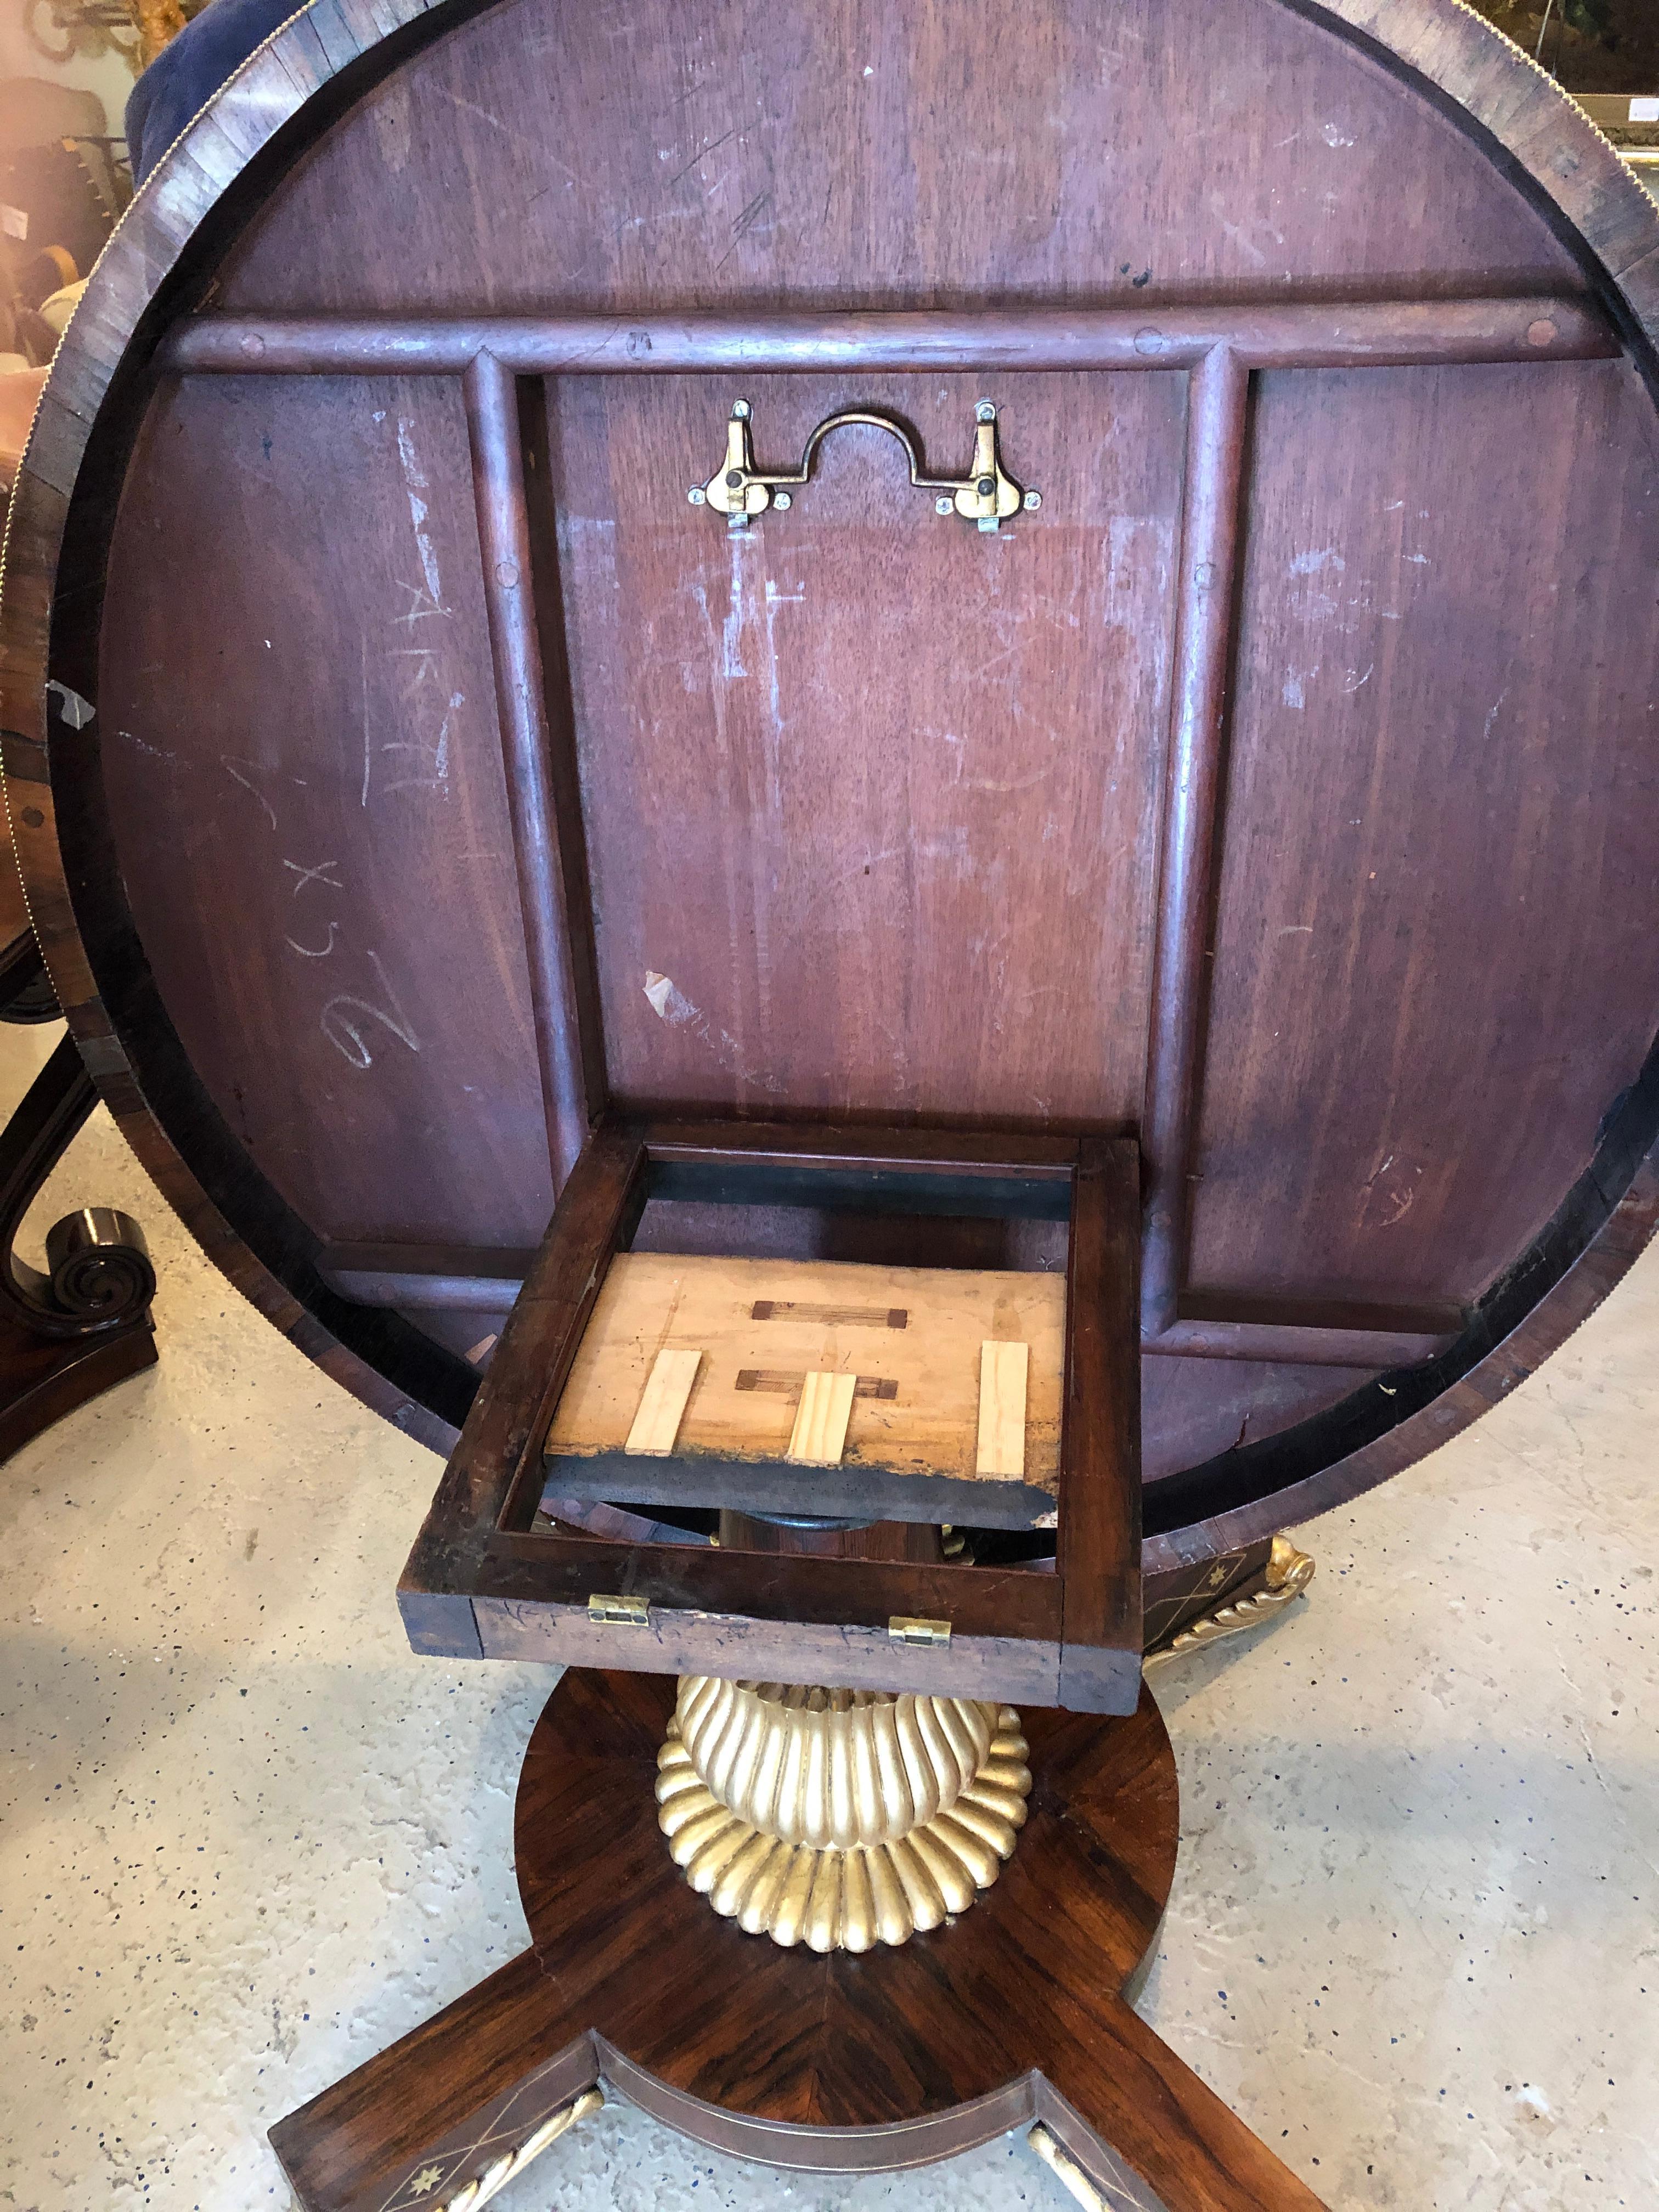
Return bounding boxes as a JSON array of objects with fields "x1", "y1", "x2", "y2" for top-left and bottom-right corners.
[
  {"x1": 1578, "y1": 91, "x2": 1659, "y2": 199},
  {"x1": 5, "y1": 0, "x2": 1659, "y2": 2203},
  {"x1": 0, "y1": 81, "x2": 128, "y2": 364},
  {"x1": 21, "y1": 0, "x2": 205, "y2": 75}
]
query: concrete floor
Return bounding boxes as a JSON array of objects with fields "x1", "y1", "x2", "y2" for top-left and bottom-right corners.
[{"x1": 1, "y1": 1017, "x2": 1655, "y2": 2212}]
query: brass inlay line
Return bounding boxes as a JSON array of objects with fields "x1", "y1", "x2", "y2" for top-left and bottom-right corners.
[{"x1": 385, "y1": 2087, "x2": 603, "y2": 2212}]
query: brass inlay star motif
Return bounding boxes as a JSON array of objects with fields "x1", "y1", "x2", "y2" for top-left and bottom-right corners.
[
  {"x1": 1143, "y1": 1536, "x2": 1316, "y2": 1665},
  {"x1": 657, "y1": 1676, "x2": 1032, "y2": 1951},
  {"x1": 383, "y1": 2088, "x2": 602, "y2": 2212}
]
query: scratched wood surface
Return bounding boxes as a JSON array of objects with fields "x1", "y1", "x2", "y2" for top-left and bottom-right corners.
[
  {"x1": 208, "y1": 0, "x2": 1577, "y2": 315},
  {"x1": 7, "y1": 0, "x2": 1659, "y2": 1562},
  {"x1": 1189, "y1": 356, "x2": 1659, "y2": 1311},
  {"x1": 546, "y1": 367, "x2": 1182, "y2": 1124},
  {"x1": 544, "y1": 1251, "x2": 1064, "y2": 1512},
  {"x1": 97, "y1": 373, "x2": 554, "y2": 1249}
]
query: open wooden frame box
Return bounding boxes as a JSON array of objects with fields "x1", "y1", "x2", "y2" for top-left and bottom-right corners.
[{"x1": 400, "y1": 1119, "x2": 1142, "y2": 1713}]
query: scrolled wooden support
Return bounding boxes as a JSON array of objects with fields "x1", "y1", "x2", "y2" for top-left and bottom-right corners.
[
  {"x1": 38, "y1": 1204, "x2": 155, "y2": 1325},
  {"x1": 0, "y1": 932, "x2": 60, "y2": 1025},
  {"x1": 0, "y1": 1034, "x2": 155, "y2": 1341}
]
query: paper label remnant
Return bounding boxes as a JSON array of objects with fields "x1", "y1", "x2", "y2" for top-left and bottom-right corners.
[
  {"x1": 1630, "y1": 96, "x2": 1659, "y2": 122},
  {"x1": 1, "y1": 205, "x2": 26, "y2": 241},
  {"x1": 45, "y1": 681, "x2": 95, "y2": 729}
]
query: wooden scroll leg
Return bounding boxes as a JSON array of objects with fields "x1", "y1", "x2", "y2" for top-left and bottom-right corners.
[
  {"x1": 270, "y1": 1974, "x2": 1327, "y2": 2212},
  {"x1": 273, "y1": 1679, "x2": 1328, "y2": 2212},
  {"x1": 1029, "y1": 2006, "x2": 1328, "y2": 2212},
  {"x1": 269, "y1": 1951, "x2": 601, "y2": 2212},
  {"x1": 269, "y1": 1974, "x2": 1325, "y2": 2212},
  {"x1": 0, "y1": 1024, "x2": 158, "y2": 1465}
]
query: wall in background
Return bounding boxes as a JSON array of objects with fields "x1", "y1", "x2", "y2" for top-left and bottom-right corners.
[
  {"x1": 0, "y1": 1, "x2": 140, "y2": 146},
  {"x1": 1466, "y1": 0, "x2": 1659, "y2": 91}
]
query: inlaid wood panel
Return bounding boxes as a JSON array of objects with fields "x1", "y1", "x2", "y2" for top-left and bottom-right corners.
[
  {"x1": 1187, "y1": 356, "x2": 1659, "y2": 1309},
  {"x1": 548, "y1": 368, "x2": 1182, "y2": 1122},
  {"x1": 544, "y1": 1249, "x2": 1065, "y2": 1520},
  {"x1": 98, "y1": 374, "x2": 554, "y2": 1246},
  {"x1": 210, "y1": 0, "x2": 1578, "y2": 317}
]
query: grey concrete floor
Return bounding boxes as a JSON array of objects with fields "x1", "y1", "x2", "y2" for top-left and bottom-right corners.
[{"x1": 1, "y1": 1016, "x2": 1655, "y2": 2211}]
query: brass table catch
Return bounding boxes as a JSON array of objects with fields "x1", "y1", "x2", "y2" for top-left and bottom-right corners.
[
  {"x1": 588, "y1": 1592, "x2": 648, "y2": 1627},
  {"x1": 888, "y1": 1615, "x2": 952, "y2": 1647},
  {"x1": 689, "y1": 398, "x2": 1041, "y2": 533}
]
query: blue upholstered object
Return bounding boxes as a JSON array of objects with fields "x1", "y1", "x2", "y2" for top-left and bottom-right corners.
[{"x1": 126, "y1": 0, "x2": 302, "y2": 185}]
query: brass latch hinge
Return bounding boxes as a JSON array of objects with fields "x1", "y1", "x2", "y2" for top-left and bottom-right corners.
[
  {"x1": 888, "y1": 1615, "x2": 952, "y2": 1647},
  {"x1": 690, "y1": 398, "x2": 1041, "y2": 533},
  {"x1": 588, "y1": 1593, "x2": 649, "y2": 1627}
]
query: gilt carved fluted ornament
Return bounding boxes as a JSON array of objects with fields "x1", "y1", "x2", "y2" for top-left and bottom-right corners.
[{"x1": 655, "y1": 1676, "x2": 1032, "y2": 1953}]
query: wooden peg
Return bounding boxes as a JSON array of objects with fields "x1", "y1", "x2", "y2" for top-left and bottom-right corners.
[
  {"x1": 787, "y1": 1369, "x2": 857, "y2": 1465},
  {"x1": 976, "y1": 1340, "x2": 1029, "y2": 1479},
  {"x1": 625, "y1": 1346, "x2": 702, "y2": 1455}
]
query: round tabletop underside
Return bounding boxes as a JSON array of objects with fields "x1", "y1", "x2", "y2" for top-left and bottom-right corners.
[{"x1": 5, "y1": 0, "x2": 1659, "y2": 1564}]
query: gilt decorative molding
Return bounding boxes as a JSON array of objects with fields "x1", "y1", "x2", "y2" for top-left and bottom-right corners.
[{"x1": 657, "y1": 1675, "x2": 1032, "y2": 1951}]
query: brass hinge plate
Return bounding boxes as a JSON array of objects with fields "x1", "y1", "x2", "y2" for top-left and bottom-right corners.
[
  {"x1": 588, "y1": 1593, "x2": 649, "y2": 1627},
  {"x1": 888, "y1": 1615, "x2": 952, "y2": 1647}
]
